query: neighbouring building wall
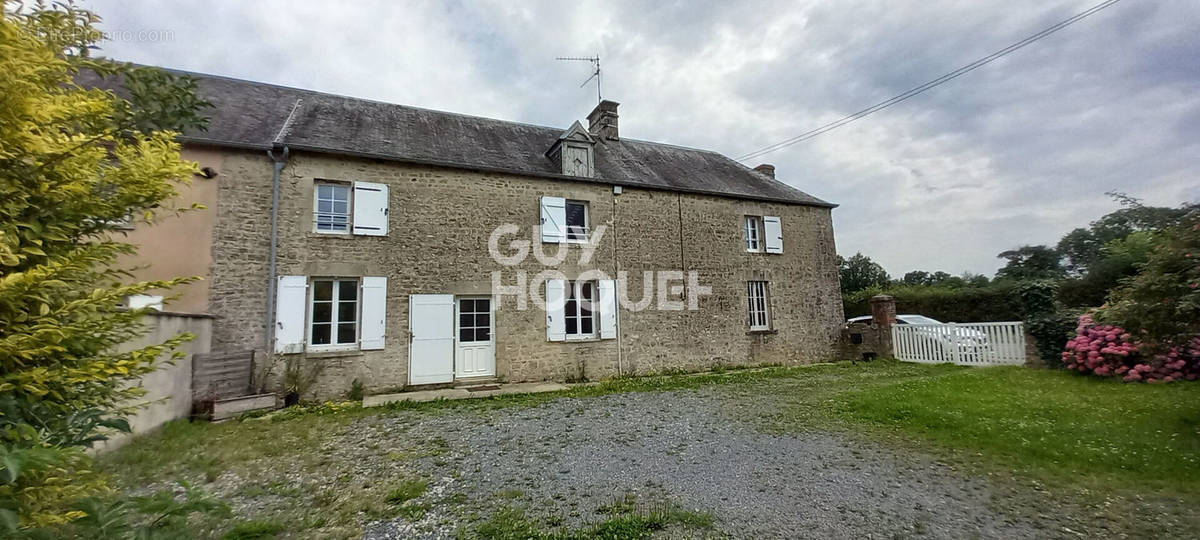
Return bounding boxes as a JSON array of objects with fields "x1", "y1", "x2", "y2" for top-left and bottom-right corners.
[
  {"x1": 117, "y1": 146, "x2": 222, "y2": 313},
  {"x1": 205, "y1": 148, "x2": 843, "y2": 398},
  {"x1": 97, "y1": 312, "x2": 212, "y2": 452}
]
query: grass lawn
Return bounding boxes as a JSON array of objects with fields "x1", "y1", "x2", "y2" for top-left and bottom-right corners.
[
  {"x1": 100, "y1": 360, "x2": 1200, "y2": 538},
  {"x1": 833, "y1": 365, "x2": 1200, "y2": 495}
]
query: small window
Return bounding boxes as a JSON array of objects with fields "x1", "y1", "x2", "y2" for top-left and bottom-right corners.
[
  {"x1": 566, "y1": 200, "x2": 589, "y2": 242},
  {"x1": 745, "y1": 216, "x2": 763, "y2": 252},
  {"x1": 747, "y1": 281, "x2": 770, "y2": 331},
  {"x1": 310, "y1": 278, "x2": 358, "y2": 348},
  {"x1": 314, "y1": 183, "x2": 352, "y2": 233},
  {"x1": 565, "y1": 280, "x2": 597, "y2": 339}
]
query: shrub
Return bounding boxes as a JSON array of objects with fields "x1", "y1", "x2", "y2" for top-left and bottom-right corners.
[
  {"x1": 1063, "y1": 315, "x2": 1200, "y2": 382},
  {"x1": 843, "y1": 282, "x2": 1028, "y2": 322},
  {"x1": 347, "y1": 379, "x2": 364, "y2": 402}
]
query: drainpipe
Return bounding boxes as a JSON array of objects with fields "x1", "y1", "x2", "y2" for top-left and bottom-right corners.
[
  {"x1": 263, "y1": 99, "x2": 302, "y2": 355},
  {"x1": 263, "y1": 144, "x2": 289, "y2": 353}
]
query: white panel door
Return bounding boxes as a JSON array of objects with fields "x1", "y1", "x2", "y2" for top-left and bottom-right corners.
[
  {"x1": 455, "y1": 297, "x2": 495, "y2": 378},
  {"x1": 408, "y1": 294, "x2": 455, "y2": 385}
]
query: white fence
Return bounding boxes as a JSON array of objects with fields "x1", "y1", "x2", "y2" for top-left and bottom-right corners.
[{"x1": 892, "y1": 322, "x2": 1026, "y2": 366}]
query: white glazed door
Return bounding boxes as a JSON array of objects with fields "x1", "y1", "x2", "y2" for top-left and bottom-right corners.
[
  {"x1": 455, "y1": 297, "x2": 495, "y2": 378},
  {"x1": 409, "y1": 294, "x2": 455, "y2": 385}
]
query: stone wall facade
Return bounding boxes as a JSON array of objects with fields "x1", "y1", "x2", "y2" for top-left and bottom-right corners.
[{"x1": 199, "y1": 146, "x2": 843, "y2": 398}]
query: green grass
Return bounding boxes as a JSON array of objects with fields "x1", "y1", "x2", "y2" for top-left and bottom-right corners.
[
  {"x1": 221, "y1": 519, "x2": 285, "y2": 540},
  {"x1": 834, "y1": 365, "x2": 1200, "y2": 494},
  {"x1": 468, "y1": 504, "x2": 715, "y2": 539},
  {"x1": 100, "y1": 359, "x2": 1200, "y2": 538}
]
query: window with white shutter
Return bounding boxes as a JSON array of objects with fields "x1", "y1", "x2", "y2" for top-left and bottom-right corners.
[
  {"x1": 598, "y1": 279, "x2": 618, "y2": 339},
  {"x1": 274, "y1": 275, "x2": 308, "y2": 353},
  {"x1": 360, "y1": 276, "x2": 387, "y2": 350},
  {"x1": 309, "y1": 278, "x2": 359, "y2": 349},
  {"x1": 763, "y1": 216, "x2": 783, "y2": 254},
  {"x1": 352, "y1": 181, "x2": 389, "y2": 236},
  {"x1": 745, "y1": 216, "x2": 763, "y2": 252},
  {"x1": 313, "y1": 183, "x2": 351, "y2": 233},
  {"x1": 541, "y1": 196, "x2": 566, "y2": 243},
  {"x1": 546, "y1": 278, "x2": 566, "y2": 341}
]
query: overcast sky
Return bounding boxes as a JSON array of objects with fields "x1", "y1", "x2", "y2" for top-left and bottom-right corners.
[{"x1": 83, "y1": 0, "x2": 1199, "y2": 277}]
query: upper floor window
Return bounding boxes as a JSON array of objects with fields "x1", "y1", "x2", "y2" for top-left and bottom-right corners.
[
  {"x1": 541, "y1": 196, "x2": 590, "y2": 243},
  {"x1": 314, "y1": 183, "x2": 351, "y2": 233},
  {"x1": 745, "y1": 216, "x2": 762, "y2": 252},
  {"x1": 312, "y1": 180, "x2": 390, "y2": 236},
  {"x1": 743, "y1": 215, "x2": 783, "y2": 254}
]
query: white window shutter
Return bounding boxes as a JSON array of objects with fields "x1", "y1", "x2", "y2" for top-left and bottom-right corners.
[
  {"x1": 546, "y1": 279, "x2": 566, "y2": 342},
  {"x1": 360, "y1": 276, "x2": 387, "y2": 350},
  {"x1": 540, "y1": 196, "x2": 566, "y2": 243},
  {"x1": 353, "y1": 181, "x2": 389, "y2": 236},
  {"x1": 764, "y1": 216, "x2": 783, "y2": 254},
  {"x1": 274, "y1": 275, "x2": 308, "y2": 353},
  {"x1": 598, "y1": 279, "x2": 618, "y2": 340}
]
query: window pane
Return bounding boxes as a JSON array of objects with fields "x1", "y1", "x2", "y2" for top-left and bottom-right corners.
[
  {"x1": 314, "y1": 281, "x2": 333, "y2": 301},
  {"x1": 318, "y1": 200, "x2": 333, "y2": 213},
  {"x1": 313, "y1": 302, "x2": 332, "y2": 323},
  {"x1": 460, "y1": 313, "x2": 474, "y2": 328},
  {"x1": 333, "y1": 201, "x2": 348, "y2": 215},
  {"x1": 338, "y1": 301, "x2": 357, "y2": 322},
  {"x1": 459, "y1": 299, "x2": 475, "y2": 313},
  {"x1": 312, "y1": 323, "x2": 331, "y2": 345},
  {"x1": 581, "y1": 316, "x2": 593, "y2": 335},
  {"x1": 475, "y1": 313, "x2": 490, "y2": 328},
  {"x1": 566, "y1": 317, "x2": 577, "y2": 335},
  {"x1": 460, "y1": 328, "x2": 474, "y2": 342},
  {"x1": 565, "y1": 298, "x2": 577, "y2": 317},
  {"x1": 566, "y1": 203, "x2": 586, "y2": 228},
  {"x1": 337, "y1": 323, "x2": 356, "y2": 344},
  {"x1": 339, "y1": 280, "x2": 357, "y2": 301},
  {"x1": 318, "y1": 185, "x2": 332, "y2": 199},
  {"x1": 332, "y1": 185, "x2": 348, "y2": 201},
  {"x1": 476, "y1": 327, "x2": 490, "y2": 341}
]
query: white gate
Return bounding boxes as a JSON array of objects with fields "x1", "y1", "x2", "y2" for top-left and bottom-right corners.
[{"x1": 892, "y1": 322, "x2": 1026, "y2": 366}]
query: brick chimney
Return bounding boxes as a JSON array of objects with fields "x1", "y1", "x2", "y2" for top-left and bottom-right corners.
[
  {"x1": 753, "y1": 164, "x2": 775, "y2": 178},
  {"x1": 587, "y1": 100, "x2": 620, "y2": 140}
]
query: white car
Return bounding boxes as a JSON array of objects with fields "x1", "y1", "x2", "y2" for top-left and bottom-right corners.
[{"x1": 847, "y1": 314, "x2": 989, "y2": 344}]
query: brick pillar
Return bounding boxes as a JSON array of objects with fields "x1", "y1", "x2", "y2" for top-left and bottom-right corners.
[{"x1": 869, "y1": 295, "x2": 896, "y2": 357}]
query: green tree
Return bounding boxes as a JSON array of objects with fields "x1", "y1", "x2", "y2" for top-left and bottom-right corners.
[
  {"x1": 1056, "y1": 192, "x2": 1194, "y2": 275},
  {"x1": 901, "y1": 270, "x2": 932, "y2": 286},
  {"x1": 1098, "y1": 209, "x2": 1200, "y2": 349},
  {"x1": 995, "y1": 245, "x2": 1065, "y2": 282},
  {"x1": 0, "y1": 2, "x2": 208, "y2": 532},
  {"x1": 838, "y1": 253, "x2": 890, "y2": 294}
]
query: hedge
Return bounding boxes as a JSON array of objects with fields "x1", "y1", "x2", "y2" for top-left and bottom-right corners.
[{"x1": 843, "y1": 282, "x2": 1028, "y2": 322}]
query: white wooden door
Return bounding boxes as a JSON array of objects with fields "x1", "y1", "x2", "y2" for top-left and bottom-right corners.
[
  {"x1": 409, "y1": 294, "x2": 455, "y2": 385},
  {"x1": 455, "y1": 297, "x2": 495, "y2": 378}
]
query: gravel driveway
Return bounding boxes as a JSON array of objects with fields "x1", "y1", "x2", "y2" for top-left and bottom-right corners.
[{"x1": 358, "y1": 387, "x2": 1065, "y2": 539}]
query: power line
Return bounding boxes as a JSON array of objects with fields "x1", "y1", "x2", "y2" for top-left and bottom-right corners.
[{"x1": 735, "y1": 0, "x2": 1123, "y2": 163}]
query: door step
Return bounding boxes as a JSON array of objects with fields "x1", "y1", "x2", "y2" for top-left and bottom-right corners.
[{"x1": 454, "y1": 377, "x2": 498, "y2": 388}]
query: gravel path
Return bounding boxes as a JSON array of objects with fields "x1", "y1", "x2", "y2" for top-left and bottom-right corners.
[{"x1": 359, "y1": 388, "x2": 1064, "y2": 539}]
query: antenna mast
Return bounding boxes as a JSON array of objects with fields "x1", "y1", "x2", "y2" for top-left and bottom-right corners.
[{"x1": 556, "y1": 55, "x2": 601, "y2": 103}]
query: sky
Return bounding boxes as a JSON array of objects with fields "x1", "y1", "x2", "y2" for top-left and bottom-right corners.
[{"x1": 82, "y1": 0, "x2": 1199, "y2": 277}]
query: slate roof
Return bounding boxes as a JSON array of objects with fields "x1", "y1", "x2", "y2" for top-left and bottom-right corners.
[{"x1": 81, "y1": 68, "x2": 833, "y2": 207}]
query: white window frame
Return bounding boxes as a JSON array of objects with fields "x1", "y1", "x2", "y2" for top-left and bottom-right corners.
[
  {"x1": 564, "y1": 279, "x2": 598, "y2": 340},
  {"x1": 313, "y1": 181, "x2": 353, "y2": 234},
  {"x1": 308, "y1": 277, "x2": 360, "y2": 350},
  {"x1": 747, "y1": 281, "x2": 771, "y2": 331},
  {"x1": 565, "y1": 200, "x2": 590, "y2": 243},
  {"x1": 745, "y1": 216, "x2": 763, "y2": 252}
]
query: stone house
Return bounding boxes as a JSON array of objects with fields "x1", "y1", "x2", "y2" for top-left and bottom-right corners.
[{"x1": 107, "y1": 69, "x2": 844, "y2": 398}]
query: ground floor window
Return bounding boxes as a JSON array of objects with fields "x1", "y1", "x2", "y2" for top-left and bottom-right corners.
[
  {"x1": 747, "y1": 281, "x2": 770, "y2": 330},
  {"x1": 310, "y1": 278, "x2": 358, "y2": 347},
  {"x1": 565, "y1": 280, "x2": 596, "y2": 339}
]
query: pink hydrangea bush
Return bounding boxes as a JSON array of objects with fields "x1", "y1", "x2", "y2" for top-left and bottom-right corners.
[{"x1": 1062, "y1": 314, "x2": 1200, "y2": 383}]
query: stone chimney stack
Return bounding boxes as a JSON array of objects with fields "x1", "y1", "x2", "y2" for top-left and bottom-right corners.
[
  {"x1": 753, "y1": 164, "x2": 776, "y2": 178},
  {"x1": 587, "y1": 100, "x2": 620, "y2": 140}
]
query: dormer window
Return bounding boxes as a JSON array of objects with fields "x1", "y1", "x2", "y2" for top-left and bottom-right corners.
[{"x1": 547, "y1": 120, "x2": 596, "y2": 178}]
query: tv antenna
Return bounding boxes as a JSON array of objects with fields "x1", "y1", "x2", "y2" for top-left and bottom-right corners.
[{"x1": 556, "y1": 55, "x2": 601, "y2": 103}]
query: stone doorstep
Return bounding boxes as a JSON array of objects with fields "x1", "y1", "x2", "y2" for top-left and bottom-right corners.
[{"x1": 361, "y1": 382, "x2": 569, "y2": 408}]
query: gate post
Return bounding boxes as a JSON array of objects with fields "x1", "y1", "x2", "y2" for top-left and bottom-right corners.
[{"x1": 869, "y1": 295, "x2": 896, "y2": 358}]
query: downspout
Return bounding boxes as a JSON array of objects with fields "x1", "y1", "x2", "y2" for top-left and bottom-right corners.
[
  {"x1": 611, "y1": 188, "x2": 622, "y2": 376},
  {"x1": 263, "y1": 99, "x2": 303, "y2": 353}
]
